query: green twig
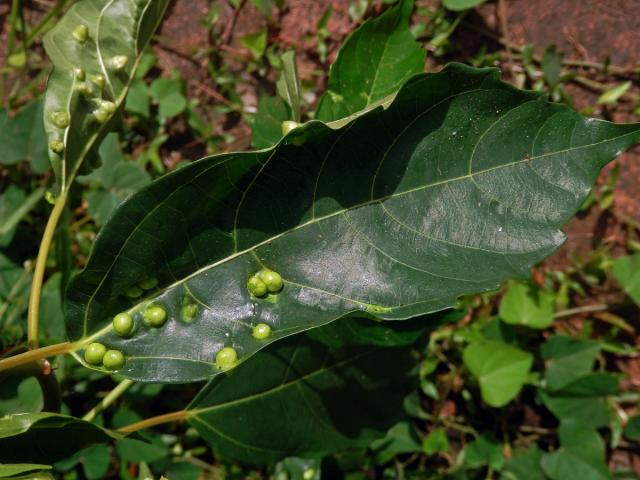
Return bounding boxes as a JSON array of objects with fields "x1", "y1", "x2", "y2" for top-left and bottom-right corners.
[
  {"x1": 25, "y1": 0, "x2": 73, "y2": 47},
  {"x1": 553, "y1": 304, "x2": 609, "y2": 319},
  {"x1": 83, "y1": 378, "x2": 136, "y2": 422}
]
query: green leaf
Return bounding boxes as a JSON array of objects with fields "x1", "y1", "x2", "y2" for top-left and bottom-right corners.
[
  {"x1": 624, "y1": 415, "x2": 640, "y2": 441},
  {"x1": 276, "y1": 50, "x2": 302, "y2": 122},
  {"x1": 251, "y1": 95, "x2": 291, "y2": 149},
  {"x1": 503, "y1": 446, "x2": 545, "y2": 480},
  {"x1": 185, "y1": 319, "x2": 418, "y2": 465},
  {"x1": 463, "y1": 433, "x2": 504, "y2": 470},
  {"x1": 315, "y1": 0, "x2": 424, "y2": 122},
  {"x1": 42, "y1": 0, "x2": 170, "y2": 193},
  {"x1": 463, "y1": 340, "x2": 533, "y2": 407},
  {"x1": 541, "y1": 45, "x2": 563, "y2": 87},
  {"x1": 65, "y1": 64, "x2": 640, "y2": 382},
  {"x1": 125, "y1": 78, "x2": 151, "y2": 117},
  {"x1": 0, "y1": 377, "x2": 43, "y2": 416},
  {"x1": 54, "y1": 444, "x2": 110, "y2": 480},
  {"x1": 0, "y1": 464, "x2": 52, "y2": 479},
  {"x1": 611, "y1": 254, "x2": 640, "y2": 306},
  {"x1": 240, "y1": 28, "x2": 268, "y2": 60},
  {"x1": 273, "y1": 458, "x2": 321, "y2": 480},
  {"x1": 370, "y1": 421, "x2": 422, "y2": 464},
  {"x1": 499, "y1": 281, "x2": 554, "y2": 329},
  {"x1": 0, "y1": 413, "x2": 123, "y2": 464},
  {"x1": 422, "y1": 427, "x2": 450, "y2": 455},
  {"x1": 541, "y1": 424, "x2": 611, "y2": 480},
  {"x1": 0, "y1": 100, "x2": 49, "y2": 173},
  {"x1": 597, "y1": 82, "x2": 632, "y2": 105},
  {"x1": 442, "y1": 0, "x2": 488, "y2": 11},
  {"x1": 541, "y1": 336, "x2": 599, "y2": 391}
]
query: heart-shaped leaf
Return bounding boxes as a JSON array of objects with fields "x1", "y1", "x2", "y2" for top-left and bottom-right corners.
[
  {"x1": 65, "y1": 63, "x2": 640, "y2": 382},
  {"x1": 43, "y1": 0, "x2": 169, "y2": 193},
  {"x1": 185, "y1": 318, "x2": 420, "y2": 465}
]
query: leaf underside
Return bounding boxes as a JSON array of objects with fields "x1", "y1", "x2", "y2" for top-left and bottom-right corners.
[
  {"x1": 66, "y1": 63, "x2": 640, "y2": 382},
  {"x1": 43, "y1": 0, "x2": 169, "y2": 192}
]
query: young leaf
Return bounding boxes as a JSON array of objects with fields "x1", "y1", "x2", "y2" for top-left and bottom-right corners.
[
  {"x1": 611, "y1": 254, "x2": 640, "y2": 306},
  {"x1": 499, "y1": 281, "x2": 554, "y2": 329},
  {"x1": 463, "y1": 340, "x2": 533, "y2": 407},
  {"x1": 276, "y1": 50, "x2": 302, "y2": 122},
  {"x1": 65, "y1": 64, "x2": 640, "y2": 382},
  {"x1": 315, "y1": 0, "x2": 425, "y2": 122},
  {"x1": 185, "y1": 319, "x2": 418, "y2": 465},
  {"x1": 541, "y1": 424, "x2": 611, "y2": 480},
  {"x1": 0, "y1": 412, "x2": 124, "y2": 464},
  {"x1": 42, "y1": 0, "x2": 170, "y2": 193}
]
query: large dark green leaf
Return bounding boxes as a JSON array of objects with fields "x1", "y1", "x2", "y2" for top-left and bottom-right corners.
[
  {"x1": 43, "y1": 0, "x2": 169, "y2": 193},
  {"x1": 185, "y1": 319, "x2": 419, "y2": 465},
  {"x1": 315, "y1": 0, "x2": 424, "y2": 122},
  {"x1": 65, "y1": 64, "x2": 640, "y2": 382},
  {"x1": 0, "y1": 412, "x2": 122, "y2": 464}
]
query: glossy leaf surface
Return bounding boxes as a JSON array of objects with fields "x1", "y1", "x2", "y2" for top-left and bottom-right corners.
[
  {"x1": 43, "y1": 0, "x2": 169, "y2": 193},
  {"x1": 186, "y1": 319, "x2": 420, "y2": 465},
  {"x1": 65, "y1": 64, "x2": 640, "y2": 382},
  {"x1": 0, "y1": 413, "x2": 122, "y2": 464},
  {"x1": 315, "y1": 0, "x2": 424, "y2": 122}
]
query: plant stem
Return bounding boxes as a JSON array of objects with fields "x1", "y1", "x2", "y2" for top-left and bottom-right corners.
[
  {"x1": 25, "y1": 0, "x2": 72, "y2": 47},
  {"x1": 28, "y1": 192, "x2": 68, "y2": 349},
  {"x1": 0, "y1": 342, "x2": 73, "y2": 374},
  {"x1": 117, "y1": 410, "x2": 189, "y2": 433},
  {"x1": 83, "y1": 379, "x2": 135, "y2": 422},
  {"x1": 553, "y1": 303, "x2": 609, "y2": 319}
]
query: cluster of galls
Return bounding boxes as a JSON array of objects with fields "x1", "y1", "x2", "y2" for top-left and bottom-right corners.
[
  {"x1": 47, "y1": 23, "x2": 129, "y2": 157},
  {"x1": 247, "y1": 269, "x2": 284, "y2": 297}
]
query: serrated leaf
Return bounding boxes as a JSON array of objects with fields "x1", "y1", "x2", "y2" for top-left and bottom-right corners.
[
  {"x1": 42, "y1": 0, "x2": 169, "y2": 193},
  {"x1": 463, "y1": 340, "x2": 533, "y2": 407},
  {"x1": 0, "y1": 412, "x2": 123, "y2": 464},
  {"x1": 499, "y1": 281, "x2": 554, "y2": 329},
  {"x1": 611, "y1": 254, "x2": 640, "y2": 306},
  {"x1": 64, "y1": 64, "x2": 640, "y2": 382},
  {"x1": 315, "y1": 0, "x2": 424, "y2": 122},
  {"x1": 185, "y1": 319, "x2": 418, "y2": 465}
]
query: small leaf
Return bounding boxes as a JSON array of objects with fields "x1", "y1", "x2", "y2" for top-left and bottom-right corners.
[
  {"x1": 503, "y1": 446, "x2": 545, "y2": 480},
  {"x1": 611, "y1": 254, "x2": 640, "y2": 306},
  {"x1": 463, "y1": 433, "x2": 504, "y2": 469},
  {"x1": 0, "y1": 100, "x2": 49, "y2": 173},
  {"x1": 186, "y1": 319, "x2": 418, "y2": 465},
  {"x1": 240, "y1": 28, "x2": 268, "y2": 60},
  {"x1": 370, "y1": 421, "x2": 422, "y2": 464},
  {"x1": 541, "y1": 45, "x2": 563, "y2": 87},
  {"x1": 251, "y1": 95, "x2": 292, "y2": 149},
  {"x1": 442, "y1": 0, "x2": 488, "y2": 11},
  {"x1": 597, "y1": 81, "x2": 632, "y2": 105},
  {"x1": 538, "y1": 391, "x2": 610, "y2": 429},
  {"x1": 42, "y1": 0, "x2": 170, "y2": 193},
  {"x1": 541, "y1": 336, "x2": 599, "y2": 391},
  {"x1": 541, "y1": 424, "x2": 611, "y2": 480},
  {"x1": 0, "y1": 413, "x2": 123, "y2": 464},
  {"x1": 0, "y1": 464, "x2": 52, "y2": 478},
  {"x1": 499, "y1": 281, "x2": 554, "y2": 329},
  {"x1": 274, "y1": 457, "x2": 321, "y2": 480},
  {"x1": 315, "y1": 0, "x2": 424, "y2": 122},
  {"x1": 422, "y1": 427, "x2": 450, "y2": 455},
  {"x1": 463, "y1": 340, "x2": 533, "y2": 407},
  {"x1": 276, "y1": 50, "x2": 302, "y2": 122},
  {"x1": 624, "y1": 415, "x2": 640, "y2": 441}
]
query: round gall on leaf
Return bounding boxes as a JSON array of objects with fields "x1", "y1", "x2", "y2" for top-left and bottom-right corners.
[
  {"x1": 281, "y1": 120, "x2": 301, "y2": 135},
  {"x1": 49, "y1": 111, "x2": 70, "y2": 129},
  {"x1": 181, "y1": 304, "x2": 198, "y2": 323},
  {"x1": 84, "y1": 342, "x2": 107, "y2": 365},
  {"x1": 138, "y1": 277, "x2": 158, "y2": 290},
  {"x1": 252, "y1": 323, "x2": 272, "y2": 340},
  {"x1": 143, "y1": 305, "x2": 167, "y2": 327},
  {"x1": 113, "y1": 312, "x2": 134, "y2": 336},
  {"x1": 216, "y1": 347, "x2": 238, "y2": 370},
  {"x1": 90, "y1": 74, "x2": 105, "y2": 88},
  {"x1": 247, "y1": 276, "x2": 267, "y2": 297},
  {"x1": 103, "y1": 350, "x2": 125, "y2": 370},
  {"x1": 110, "y1": 55, "x2": 129, "y2": 70},
  {"x1": 259, "y1": 269, "x2": 284, "y2": 293},
  {"x1": 48, "y1": 140, "x2": 65, "y2": 154},
  {"x1": 72, "y1": 24, "x2": 88, "y2": 42},
  {"x1": 125, "y1": 285, "x2": 143, "y2": 299}
]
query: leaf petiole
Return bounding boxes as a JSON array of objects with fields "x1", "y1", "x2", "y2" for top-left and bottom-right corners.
[
  {"x1": 117, "y1": 410, "x2": 189, "y2": 433},
  {"x1": 0, "y1": 341, "x2": 73, "y2": 374}
]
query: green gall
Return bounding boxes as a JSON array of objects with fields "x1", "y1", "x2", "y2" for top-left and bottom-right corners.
[
  {"x1": 281, "y1": 120, "x2": 301, "y2": 135},
  {"x1": 144, "y1": 305, "x2": 167, "y2": 327},
  {"x1": 92, "y1": 108, "x2": 109, "y2": 123},
  {"x1": 98, "y1": 100, "x2": 116, "y2": 114},
  {"x1": 72, "y1": 24, "x2": 89, "y2": 42},
  {"x1": 247, "y1": 276, "x2": 267, "y2": 297},
  {"x1": 49, "y1": 110, "x2": 70, "y2": 128},
  {"x1": 75, "y1": 82, "x2": 92, "y2": 96},
  {"x1": 138, "y1": 277, "x2": 158, "y2": 290},
  {"x1": 252, "y1": 323, "x2": 271, "y2": 340},
  {"x1": 113, "y1": 312, "x2": 134, "y2": 336},
  {"x1": 302, "y1": 469, "x2": 316, "y2": 480},
  {"x1": 259, "y1": 269, "x2": 284, "y2": 293},
  {"x1": 181, "y1": 304, "x2": 198, "y2": 322},
  {"x1": 90, "y1": 74, "x2": 105, "y2": 88},
  {"x1": 73, "y1": 68, "x2": 85, "y2": 80},
  {"x1": 110, "y1": 55, "x2": 128, "y2": 70},
  {"x1": 84, "y1": 342, "x2": 107, "y2": 365},
  {"x1": 45, "y1": 191, "x2": 56, "y2": 205},
  {"x1": 216, "y1": 347, "x2": 238, "y2": 370},
  {"x1": 48, "y1": 140, "x2": 65, "y2": 154},
  {"x1": 103, "y1": 350, "x2": 125, "y2": 370},
  {"x1": 125, "y1": 285, "x2": 143, "y2": 298}
]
